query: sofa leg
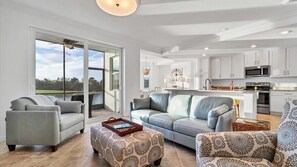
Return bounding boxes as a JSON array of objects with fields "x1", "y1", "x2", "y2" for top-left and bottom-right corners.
[
  {"x1": 7, "y1": 145, "x2": 16, "y2": 151},
  {"x1": 93, "y1": 147, "x2": 98, "y2": 153},
  {"x1": 51, "y1": 145, "x2": 58, "y2": 152},
  {"x1": 80, "y1": 129, "x2": 84, "y2": 134},
  {"x1": 154, "y1": 158, "x2": 162, "y2": 166}
]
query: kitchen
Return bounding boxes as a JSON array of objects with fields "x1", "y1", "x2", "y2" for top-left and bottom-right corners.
[{"x1": 140, "y1": 47, "x2": 297, "y2": 118}]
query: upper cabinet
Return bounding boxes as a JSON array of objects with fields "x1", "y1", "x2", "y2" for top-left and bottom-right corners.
[
  {"x1": 244, "y1": 50, "x2": 270, "y2": 67},
  {"x1": 211, "y1": 55, "x2": 244, "y2": 79},
  {"x1": 270, "y1": 47, "x2": 297, "y2": 77}
]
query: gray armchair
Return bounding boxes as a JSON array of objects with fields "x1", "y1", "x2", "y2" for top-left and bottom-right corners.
[
  {"x1": 6, "y1": 95, "x2": 85, "y2": 152},
  {"x1": 196, "y1": 99, "x2": 297, "y2": 167}
]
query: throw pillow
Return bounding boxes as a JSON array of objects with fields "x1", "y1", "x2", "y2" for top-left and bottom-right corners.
[
  {"x1": 273, "y1": 100, "x2": 297, "y2": 167},
  {"x1": 133, "y1": 97, "x2": 150, "y2": 110},
  {"x1": 207, "y1": 104, "x2": 229, "y2": 129}
]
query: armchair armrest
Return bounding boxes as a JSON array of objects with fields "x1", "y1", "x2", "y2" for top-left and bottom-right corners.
[
  {"x1": 56, "y1": 100, "x2": 83, "y2": 114},
  {"x1": 6, "y1": 110, "x2": 60, "y2": 145},
  {"x1": 196, "y1": 131, "x2": 277, "y2": 163}
]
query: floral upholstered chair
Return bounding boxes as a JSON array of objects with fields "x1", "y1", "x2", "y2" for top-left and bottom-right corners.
[{"x1": 196, "y1": 100, "x2": 297, "y2": 167}]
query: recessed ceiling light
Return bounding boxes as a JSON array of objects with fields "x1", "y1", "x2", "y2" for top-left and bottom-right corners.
[
  {"x1": 202, "y1": 54, "x2": 207, "y2": 57},
  {"x1": 204, "y1": 47, "x2": 209, "y2": 50},
  {"x1": 281, "y1": 30, "x2": 293, "y2": 35},
  {"x1": 222, "y1": 28, "x2": 229, "y2": 31},
  {"x1": 251, "y1": 45, "x2": 257, "y2": 48}
]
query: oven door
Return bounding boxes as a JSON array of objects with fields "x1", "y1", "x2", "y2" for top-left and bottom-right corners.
[{"x1": 257, "y1": 91, "x2": 270, "y2": 114}]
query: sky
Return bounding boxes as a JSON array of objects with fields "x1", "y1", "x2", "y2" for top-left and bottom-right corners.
[{"x1": 35, "y1": 40, "x2": 104, "y2": 81}]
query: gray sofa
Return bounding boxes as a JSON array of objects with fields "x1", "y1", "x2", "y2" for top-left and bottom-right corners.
[
  {"x1": 6, "y1": 95, "x2": 85, "y2": 152},
  {"x1": 130, "y1": 93, "x2": 236, "y2": 149}
]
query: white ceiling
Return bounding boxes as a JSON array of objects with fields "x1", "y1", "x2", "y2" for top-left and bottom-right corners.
[{"x1": 4, "y1": 0, "x2": 297, "y2": 57}]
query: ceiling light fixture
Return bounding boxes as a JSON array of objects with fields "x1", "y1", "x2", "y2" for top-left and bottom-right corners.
[
  {"x1": 281, "y1": 0, "x2": 297, "y2": 5},
  {"x1": 281, "y1": 30, "x2": 293, "y2": 35},
  {"x1": 202, "y1": 54, "x2": 207, "y2": 57},
  {"x1": 204, "y1": 47, "x2": 209, "y2": 50},
  {"x1": 251, "y1": 45, "x2": 257, "y2": 48},
  {"x1": 96, "y1": 0, "x2": 141, "y2": 16}
]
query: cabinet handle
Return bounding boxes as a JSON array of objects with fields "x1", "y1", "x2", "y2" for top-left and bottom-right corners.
[{"x1": 287, "y1": 70, "x2": 290, "y2": 75}]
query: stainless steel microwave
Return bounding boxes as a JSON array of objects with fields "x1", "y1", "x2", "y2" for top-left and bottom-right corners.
[{"x1": 245, "y1": 66, "x2": 270, "y2": 77}]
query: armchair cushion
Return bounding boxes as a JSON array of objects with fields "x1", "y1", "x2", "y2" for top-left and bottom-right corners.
[
  {"x1": 60, "y1": 113, "x2": 85, "y2": 131},
  {"x1": 26, "y1": 104, "x2": 61, "y2": 119},
  {"x1": 272, "y1": 100, "x2": 297, "y2": 167},
  {"x1": 133, "y1": 97, "x2": 150, "y2": 110},
  {"x1": 56, "y1": 100, "x2": 82, "y2": 114},
  {"x1": 207, "y1": 104, "x2": 229, "y2": 129},
  {"x1": 196, "y1": 131, "x2": 277, "y2": 162}
]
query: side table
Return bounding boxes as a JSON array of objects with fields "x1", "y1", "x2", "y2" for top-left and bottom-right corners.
[{"x1": 233, "y1": 118, "x2": 271, "y2": 131}]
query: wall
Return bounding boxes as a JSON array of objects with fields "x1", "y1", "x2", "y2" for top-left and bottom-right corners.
[{"x1": 0, "y1": 2, "x2": 160, "y2": 140}]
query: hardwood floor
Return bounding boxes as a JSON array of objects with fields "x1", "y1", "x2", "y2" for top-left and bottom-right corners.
[{"x1": 0, "y1": 113, "x2": 281, "y2": 167}]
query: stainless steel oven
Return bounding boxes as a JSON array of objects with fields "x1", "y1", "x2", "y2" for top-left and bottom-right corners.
[{"x1": 245, "y1": 82, "x2": 271, "y2": 114}]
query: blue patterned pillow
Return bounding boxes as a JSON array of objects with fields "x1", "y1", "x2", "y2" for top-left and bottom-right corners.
[{"x1": 273, "y1": 100, "x2": 297, "y2": 167}]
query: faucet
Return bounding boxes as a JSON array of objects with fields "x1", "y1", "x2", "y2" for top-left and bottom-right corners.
[{"x1": 204, "y1": 79, "x2": 212, "y2": 90}]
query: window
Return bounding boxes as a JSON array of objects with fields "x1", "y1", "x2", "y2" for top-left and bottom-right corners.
[
  {"x1": 110, "y1": 56, "x2": 119, "y2": 90},
  {"x1": 35, "y1": 39, "x2": 83, "y2": 101}
]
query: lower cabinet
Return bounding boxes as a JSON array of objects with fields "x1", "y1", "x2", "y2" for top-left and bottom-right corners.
[{"x1": 270, "y1": 91, "x2": 297, "y2": 115}]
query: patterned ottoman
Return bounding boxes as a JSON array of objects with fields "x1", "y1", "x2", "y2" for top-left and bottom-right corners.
[{"x1": 90, "y1": 124, "x2": 164, "y2": 167}]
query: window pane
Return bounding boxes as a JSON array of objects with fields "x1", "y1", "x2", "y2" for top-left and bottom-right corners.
[
  {"x1": 35, "y1": 40, "x2": 64, "y2": 100},
  {"x1": 89, "y1": 70, "x2": 104, "y2": 106},
  {"x1": 89, "y1": 50, "x2": 104, "y2": 68},
  {"x1": 65, "y1": 47, "x2": 84, "y2": 101}
]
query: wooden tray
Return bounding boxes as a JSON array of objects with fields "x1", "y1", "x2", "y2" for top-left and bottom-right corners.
[{"x1": 102, "y1": 117, "x2": 143, "y2": 136}]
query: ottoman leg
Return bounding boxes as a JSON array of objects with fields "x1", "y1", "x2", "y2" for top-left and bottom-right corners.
[
  {"x1": 93, "y1": 147, "x2": 98, "y2": 153},
  {"x1": 154, "y1": 158, "x2": 162, "y2": 166}
]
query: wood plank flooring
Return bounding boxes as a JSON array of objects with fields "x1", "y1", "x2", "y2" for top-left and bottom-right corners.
[{"x1": 0, "y1": 113, "x2": 280, "y2": 167}]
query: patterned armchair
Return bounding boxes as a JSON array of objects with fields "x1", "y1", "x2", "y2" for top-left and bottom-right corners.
[{"x1": 196, "y1": 100, "x2": 297, "y2": 167}]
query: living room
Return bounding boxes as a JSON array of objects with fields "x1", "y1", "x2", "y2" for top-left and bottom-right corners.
[{"x1": 1, "y1": 0, "x2": 297, "y2": 166}]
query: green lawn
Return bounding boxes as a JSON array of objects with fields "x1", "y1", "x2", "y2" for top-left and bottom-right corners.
[{"x1": 36, "y1": 90, "x2": 102, "y2": 95}]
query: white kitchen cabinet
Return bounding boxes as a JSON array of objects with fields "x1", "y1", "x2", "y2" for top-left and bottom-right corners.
[
  {"x1": 211, "y1": 57, "x2": 221, "y2": 79},
  {"x1": 220, "y1": 56, "x2": 232, "y2": 79},
  {"x1": 211, "y1": 55, "x2": 244, "y2": 79},
  {"x1": 270, "y1": 47, "x2": 297, "y2": 77},
  {"x1": 197, "y1": 58, "x2": 210, "y2": 89},
  {"x1": 270, "y1": 91, "x2": 297, "y2": 115},
  {"x1": 244, "y1": 50, "x2": 270, "y2": 67},
  {"x1": 232, "y1": 55, "x2": 245, "y2": 78},
  {"x1": 286, "y1": 47, "x2": 297, "y2": 77}
]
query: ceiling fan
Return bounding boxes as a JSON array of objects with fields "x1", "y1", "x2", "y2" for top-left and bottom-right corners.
[{"x1": 63, "y1": 39, "x2": 78, "y2": 49}]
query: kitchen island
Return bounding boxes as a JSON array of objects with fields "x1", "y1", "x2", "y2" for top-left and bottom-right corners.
[{"x1": 165, "y1": 88, "x2": 257, "y2": 119}]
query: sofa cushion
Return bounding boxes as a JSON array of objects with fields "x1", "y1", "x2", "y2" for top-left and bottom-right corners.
[
  {"x1": 133, "y1": 97, "x2": 150, "y2": 110},
  {"x1": 56, "y1": 101, "x2": 82, "y2": 114},
  {"x1": 130, "y1": 109, "x2": 163, "y2": 123},
  {"x1": 273, "y1": 100, "x2": 297, "y2": 167},
  {"x1": 173, "y1": 118, "x2": 214, "y2": 137},
  {"x1": 207, "y1": 104, "x2": 230, "y2": 129},
  {"x1": 167, "y1": 95, "x2": 191, "y2": 117},
  {"x1": 149, "y1": 113, "x2": 185, "y2": 130},
  {"x1": 189, "y1": 96, "x2": 207, "y2": 118},
  {"x1": 150, "y1": 93, "x2": 169, "y2": 112},
  {"x1": 194, "y1": 97, "x2": 233, "y2": 120},
  {"x1": 60, "y1": 113, "x2": 85, "y2": 131}
]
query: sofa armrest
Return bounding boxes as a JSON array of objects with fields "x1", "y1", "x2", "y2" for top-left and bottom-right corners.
[
  {"x1": 6, "y1": 110, "x2": 60, "y2": 145},
  {"x1": 215, "y1": 108, "x2": 236, "y2": 132},
  {"x1": 131, "y1": 97, "x2": 150, "y2": 110},
  {"x1": 196, "y1": 131, "x2": 277, "y2": 163}
]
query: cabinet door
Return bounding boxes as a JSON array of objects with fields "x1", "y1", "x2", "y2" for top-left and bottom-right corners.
[
  {"x1": 200, "y1": 58, "x2": 209, "y2": 73},
  {"x1": 257, "y1": 49, "x2": 270, "y2": 66},
  {"x1": 270, "y1": 48, "x2": 286, "y2": 77},
  {"x1": 211, "y1": 57, "x2": 221, "y2": 79},
  {"x1": 244, "y1": 51, "x2": 257, "y2": 67},
  {"x1": 270, "y1": 95, "x2": 286, "y2": 115},
  {"x1": 232, "y1": 55, "x2": 245, "y2": 79},
  {"x1": 287, "y1": 47, "x2": 297, "y2": 77},
  {"x1": 220, "y1": 56, "x2": 232, "y2": 79}
]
